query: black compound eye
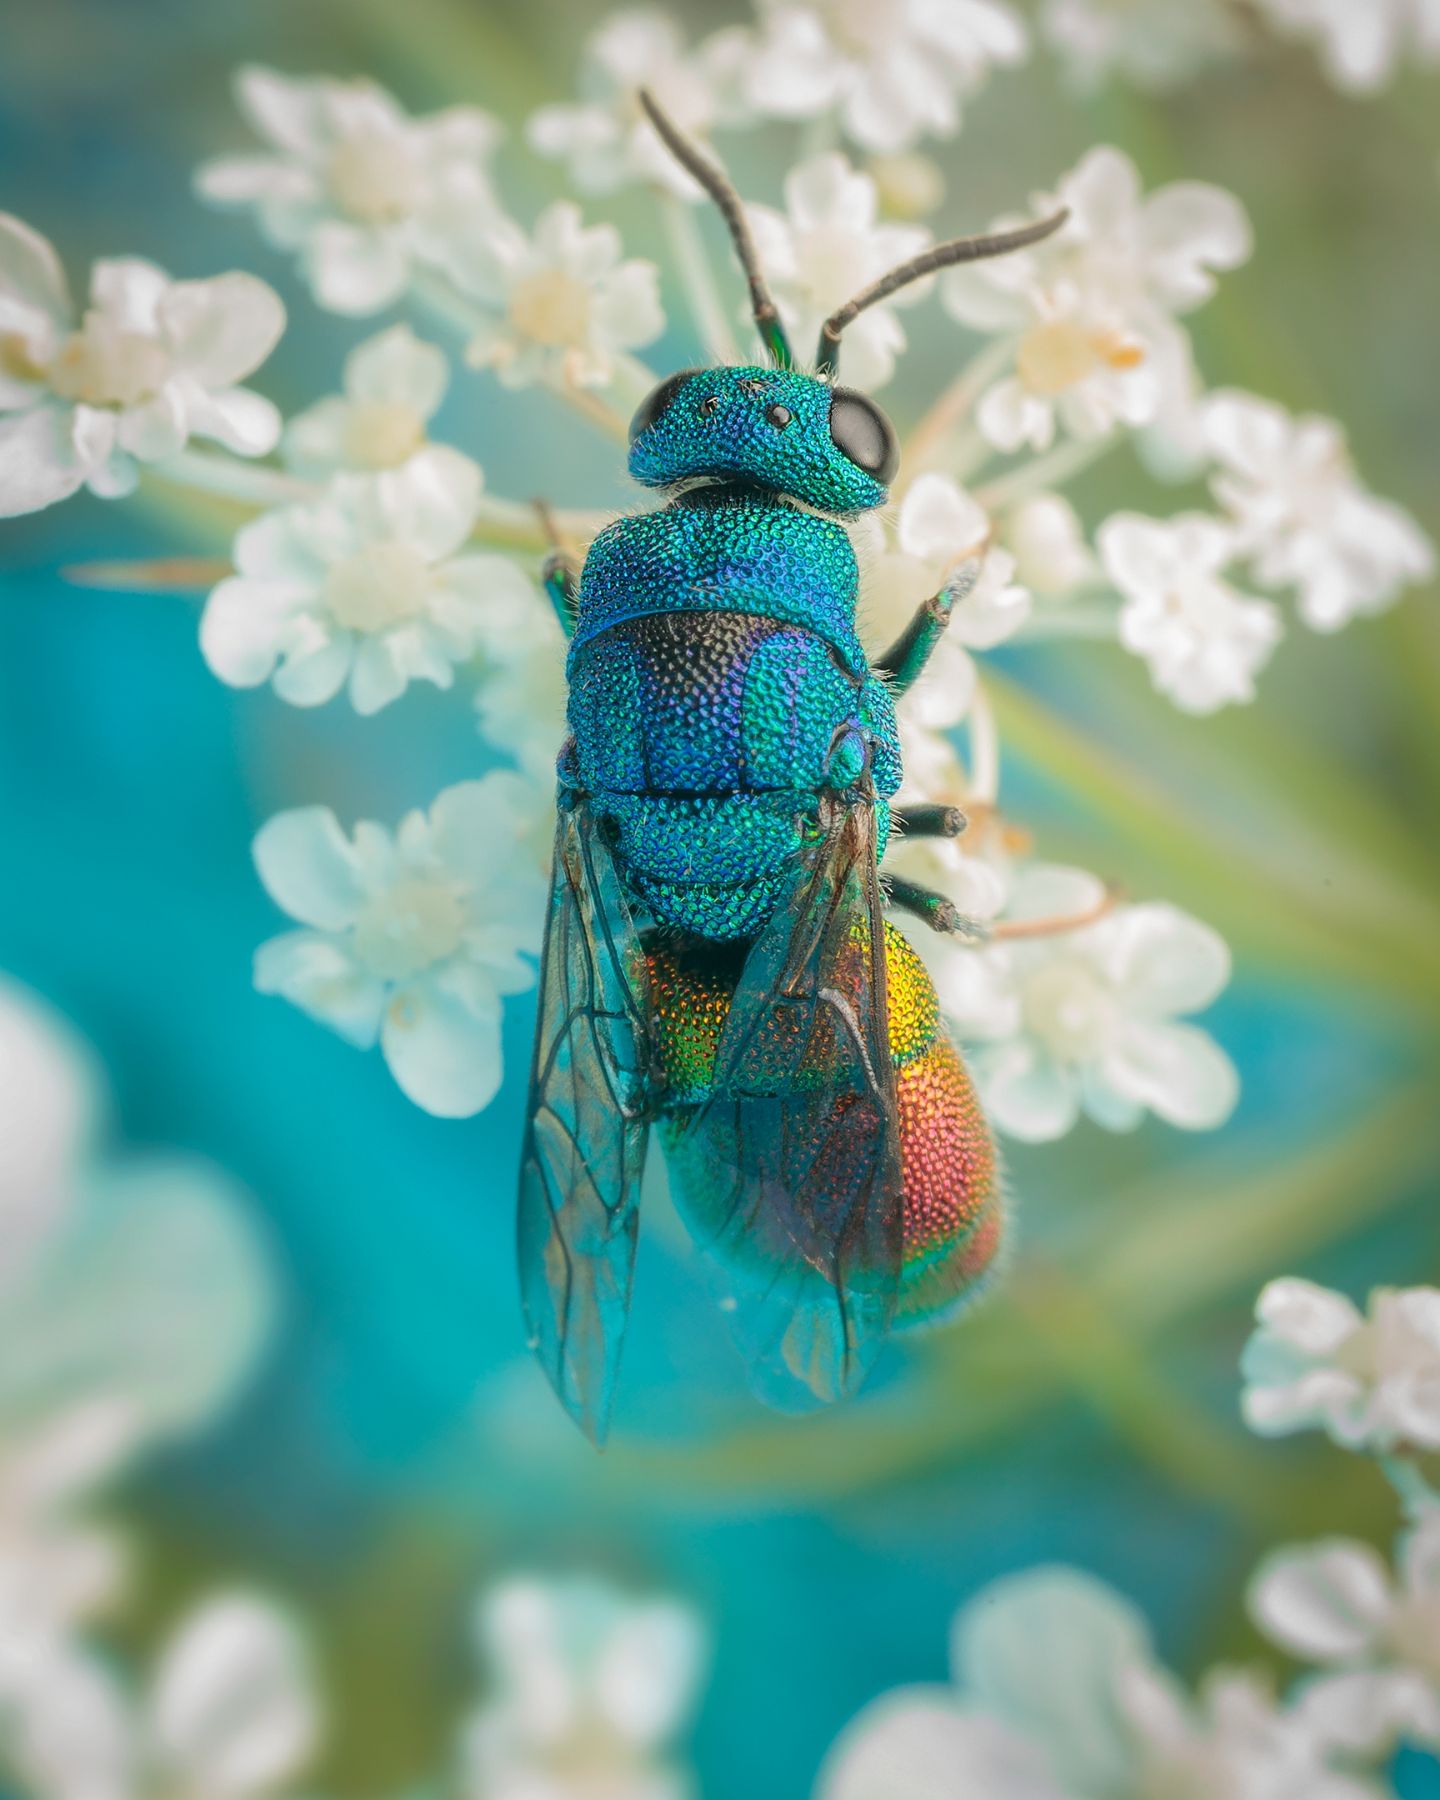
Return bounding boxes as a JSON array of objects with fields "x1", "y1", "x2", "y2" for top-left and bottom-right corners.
[
  {"x1": 829, "y1": 388, "x2": 899, "y2": 485},
  {"x1": 765, "y1": 402, "x2": 792, "y2": 428},
  {"x1": 628, "y1": 369, "x2": 698, "y2": 443}
]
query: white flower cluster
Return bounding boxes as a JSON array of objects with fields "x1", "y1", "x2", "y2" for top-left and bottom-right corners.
[
  {"x1": 5, "y1": 12, "x2": 1429, "y2": 1129},
  {"x1": 819, "y1": 1274, "x2": 1440, "y2": 1800},
  {"x1": 1040, "y1": 0, "x2": 1440, "y2": 96},
  {"x1": 0, "y1": 977, "x2": 317, "y2": 1799},
  {"x1": 0, "y1": 980, "x2": 705, "y2": 1800}
]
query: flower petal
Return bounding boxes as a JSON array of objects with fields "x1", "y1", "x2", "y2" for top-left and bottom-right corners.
[
  {"x1": 252, "y1": 809, "x2": 369, "y2": 929},
  {"x1": 0, "y1": 212, "x2": 72, "y2": 327},
  {"x1": 159, "y1": 273, "x2": 285, "y2": 385},
  {"x1": 954, "y1": 1566, "x2": 1152, "y2": 1793},
  {"x1": 819, "y1": 1691, "x2": 1065, "y2": 1800},
  {"x1": 151, "y1": 1595, "x2": 319, "y2": 1797},
  {"x1": 1248, "y1": 1540, "x2": 1393, "y2": 1664},
  {"x1": 252, "y1": 931, "x2": 384, "y2": 1048},
  {"x1": 346, "y1": 323, "x2": 449, "y2": 414},
  {"x1": 1099, "y1": 1018, "x2": 1238, "y2": 1130},
  {"x1": 303, "y1": 223, "x2": 409, "y2": 316},
  {"x1": 0, "y1": 404, "x2": 85, "y2": 517},
  {"x1": 1254, "y1": 1278, "x2": 1364, "y2": 1356},
  {"x1": 380, "y1": 970, "x2": 503, "y2": 1117}
]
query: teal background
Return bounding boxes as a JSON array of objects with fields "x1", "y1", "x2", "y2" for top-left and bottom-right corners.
[{"x1": 2, "y1": 1, "x2": 1439, "y2": 1791}]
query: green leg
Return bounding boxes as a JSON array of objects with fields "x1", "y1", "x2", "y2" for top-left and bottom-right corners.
[
  {"x1": 875, "y1": 557, "x2": 981, "y2": 697},
  {"x1": 886, "y1": 873, "x2": 987, "y2": 940}
]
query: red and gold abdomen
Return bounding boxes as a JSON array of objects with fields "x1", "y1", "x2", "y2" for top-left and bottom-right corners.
[{"x1": 645, "y1": 921, "x2": 1002, "y2": 1327}]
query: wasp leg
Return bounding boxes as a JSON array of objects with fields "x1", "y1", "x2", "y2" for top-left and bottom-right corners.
[
  {"x1": 885, "y1": 873, "x2": 987, "y2": 940},
  {"x1": 892, "y1": 803, "x2": 967, "y2": 840},
  {"x1": 543, "y1": 553, "x2": 581, "y2": 638},
  {"x1": 874, "y1": 557, "x2": 982, "y2": 698}
]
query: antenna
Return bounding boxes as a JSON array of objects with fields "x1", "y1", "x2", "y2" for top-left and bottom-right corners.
[
  {"x1": 637, "y1": 87, "x2": 793, "y2": 368},
  {"x1": 816, "y1": 211, "x2": 1070, "y2": 379}
]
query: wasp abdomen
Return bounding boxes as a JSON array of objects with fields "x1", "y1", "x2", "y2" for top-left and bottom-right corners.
[{"x1": 646, "y1": 923, "x2": 1003, "y2": 1325}]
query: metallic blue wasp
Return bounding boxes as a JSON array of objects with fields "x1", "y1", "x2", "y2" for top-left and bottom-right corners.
[{"x1": 519, "y1": 89, "x2": 1066, "y2": 1443}]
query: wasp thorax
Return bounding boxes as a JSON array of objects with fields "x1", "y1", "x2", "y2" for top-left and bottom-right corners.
[
  {"x1": 323, "y1": 541, "x2": 433, "y2": 633},
  {"x1": 46, "y1": 314, "x2": 168, "y2": 408},
  {"x1": 353, "y1": 878, "x2": 465, "y2": 983},
  {"x1": 340, "y1": 400, "x2": 427, "y2": 469},
  {"x1": 1017, "y1": 319, "x2": 1145, "y2": 398},
  {"x1": 508, "y1": 270, "x2": 592, "y2": 349},
  {"x1": 327, "y1": 136, "x2": 422, "y2": 224}
]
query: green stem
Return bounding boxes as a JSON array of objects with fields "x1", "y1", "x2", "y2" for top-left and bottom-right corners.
[
  {"x1": 150, "y1": 448, "x2": 308, "y2": 506},
  {"x1": 897, "y1": 335, "x2": 1017, "y2": 497},
  {"x1": 967, "y1": 678, "x2": 1001, "y2": 804},
  {"x1": 1012, "y1": 599, "x2": 1122, "y2": 642},
  {"x1": 662, "y1": 193, "x2": 741, "y2": 363},
  {"x1": 1380, "y1": 1453, "x2": 1440, "y2": 1522},
  {"x1": 977, "y1": 431, "x2": 1121, "y2": 513}
]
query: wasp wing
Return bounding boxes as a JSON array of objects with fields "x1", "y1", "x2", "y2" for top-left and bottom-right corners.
[
  {"x1": 670, "y1": 793, "x2": 904, "y2": 1409},
  {"x1": 517, "y1": 798, "x2": 655, "y2": 1445}
]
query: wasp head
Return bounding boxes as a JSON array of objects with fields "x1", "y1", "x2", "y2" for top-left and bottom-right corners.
[{"x1": 627, "y1": 365, "x2": 897, "y2": 515}]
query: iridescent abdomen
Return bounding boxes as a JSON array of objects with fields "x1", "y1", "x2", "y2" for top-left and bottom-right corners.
[{"x1": 646, "y1": 922, "x2": 1003, "y2": 1324}]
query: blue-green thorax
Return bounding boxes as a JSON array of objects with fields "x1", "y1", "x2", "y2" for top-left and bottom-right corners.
[{"x1": 627, "y1": 365, "x2": 896, "y2": 514}]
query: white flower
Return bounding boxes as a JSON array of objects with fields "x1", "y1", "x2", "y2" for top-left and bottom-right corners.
[
  {"x1": 1099, "y1": 512, "x2": 1282, "y2": 714},
  {"x1": 528, "y1": 11, "x2": 750, "y2": 199},
  {"x1": 0, "y1": 986, "x2": 271, "y2": 1659},
  {"x1": 888, "y1": 719, "x2": 1016, "y2": 925},
  {"x1": 196, "y1": 64, "x2": 501, "y2": 315},
  {"x1": 461, "y1": 1575, "x2": 706, "y2": 1800},
  {"x1": 820, "y1": 1567, "x2": 1379, "y2": 1800},
  {"x1": 1249, "y1": 0, "x2": 1440, "y2": 92},
  {"x1": 1040, "y1": 0, "x2": 1242, "y2": 93},
  {"x1": 1204, "y1": 391, "x2": 1435, "y2": 632},
  {"x1": 474, "y1": 598, "x2": 570, "y2": 785},
  {"x1": 747, "y1": 154, "x2": 930, "y2": 392},
  {"x1": 0, "y1": 215, "x2": 283, "y2": 517},
  {"x1": 857, "y1": 472, "x2": 1032, "y2": 728},
  {"x1": 200, "y1": 449, "x2": 523, "y2": 715},
  {"x1": 1241, "y1": 1279, "x2": 1440, "y2": 1452},
  {"x1": 282, "y1": 323, "x2": 448, "y2": 476},
  {"x1": 0, "y1": 980, "x2": 98, "y2": 1299},
  {"x1": 1251, "y1": 1519, "x2": 1440, "y2": 1761},
  {"x1": 944, "y1": 147, "x2": 1250, "y2": 452},
  {"x1": 252, "y1": 776, "x2": 545, "y2": 1117},
  {"x1": 1002, "y1": 493, "x2": 1098, "y2": 599},
  {"x1": 0, "y1": 1592, "x2": 319, "y2": 1800},
  {"x1": 931, "y1": 864, "x2": 1238, "y2": 1141},
  {"x1": 444, "y1": 202, "x2": 663, "y2": 390},
  {"x1": 743, "y1": 0, "x2": 1029, "y2": 152}
]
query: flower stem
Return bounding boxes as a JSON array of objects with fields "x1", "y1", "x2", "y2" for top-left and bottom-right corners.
[
  {"x1": 662, "y1": 193, "x2": 742, "y2": 364},
  {"x1": 149, "y1": 448, "x2": 308, "y2": 506},
  {"x1": 897, "y1": 336, "x2": 1016, "y2": 498},
  {"x1": 1380, "y1": 1452, "x2": 1440, "y2": 1521},
  {"x1": 967, "y1": 679, "x2": 1001, "y2": 806},
  {"x1": 976, "y1": 431, "x2": 1120, "y2": 514},
  {"x1": 1011, "y1": 600, "x2": 1122, "y2": 642}
]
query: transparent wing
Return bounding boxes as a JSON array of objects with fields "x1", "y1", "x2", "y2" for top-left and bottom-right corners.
[
  {"x1": 670, "y1": 792, "x2": 904, "y2": 1409},
  {"x1": 517, "y1": 798, "x2": 654, "y2": 1445}
]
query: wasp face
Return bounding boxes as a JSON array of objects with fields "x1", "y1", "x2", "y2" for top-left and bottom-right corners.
[{"x1": 627, "y1": 365, "x2": 898, "y2": 514}]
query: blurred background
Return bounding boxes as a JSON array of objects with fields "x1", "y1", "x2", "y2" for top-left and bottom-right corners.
[{"x1": 1, "y1": 0, "x2": 1438, "y2": 1792}]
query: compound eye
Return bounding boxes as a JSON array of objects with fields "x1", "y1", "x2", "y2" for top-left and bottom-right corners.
[
  {"x1": 628, "y1": 369, "x2": 699, "y2": 443},
  {"x1": 829, "y1": 388, "x2": 899, "y2": 485}
]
